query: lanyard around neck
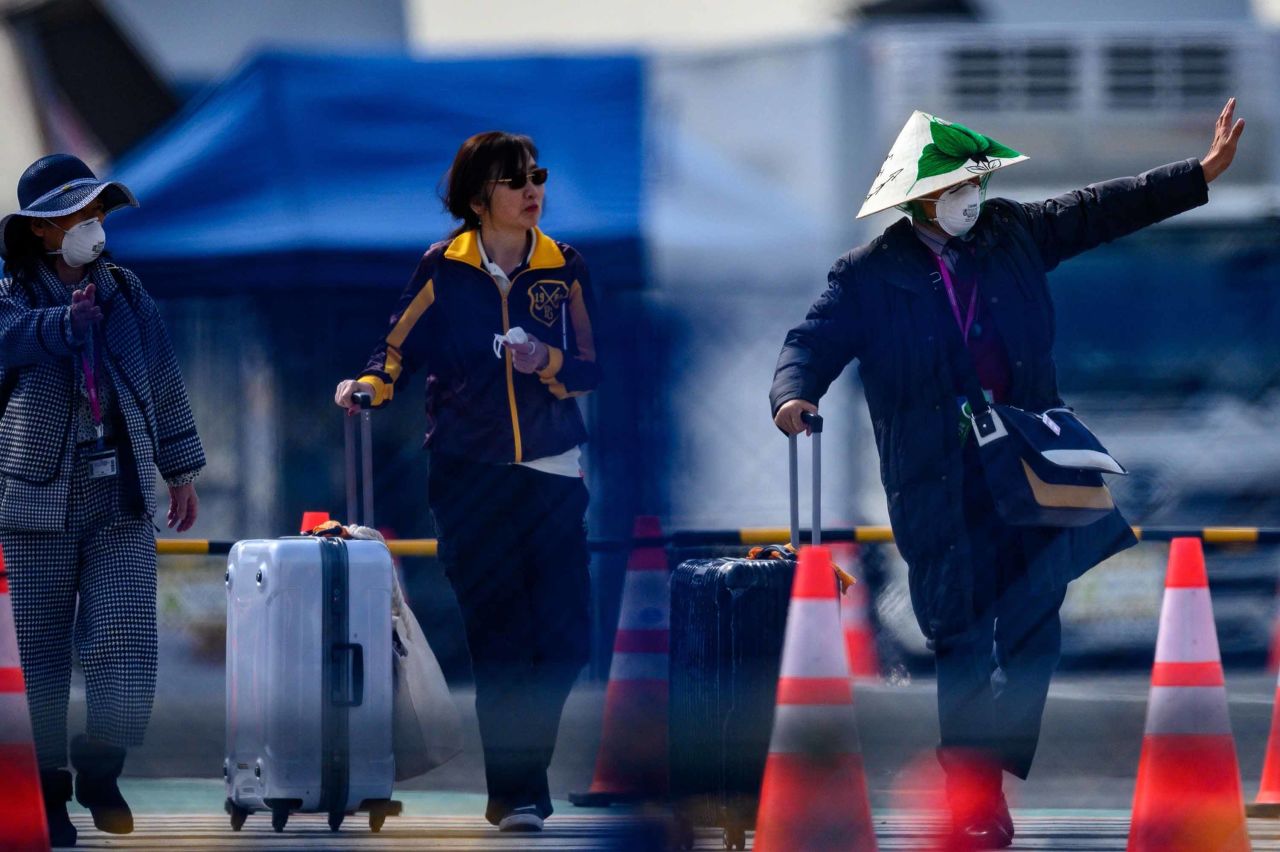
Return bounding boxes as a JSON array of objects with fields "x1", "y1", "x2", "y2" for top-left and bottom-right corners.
[
  {"x1": 79, "y1": 330, "x2": 104, "y2": 444},
  {"x1": 934, "y1": 254, "x2": 977, "y2": 345}
]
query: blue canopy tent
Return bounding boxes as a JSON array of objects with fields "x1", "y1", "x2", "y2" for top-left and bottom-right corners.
[
  {"x1": 100, "y1": 51, "x2": 649, "y2": 678},
  {"x1": 106, "y1": 49, "x2": 645, "y2": 293}
]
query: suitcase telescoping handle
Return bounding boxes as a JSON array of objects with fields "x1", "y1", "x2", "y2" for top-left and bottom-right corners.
[
  {"x1": 788, "y1": 411, "x2": 823, "y2": 551},
  {"x1": 344, "y1": 392, "x2": 374, "y2": 527}
]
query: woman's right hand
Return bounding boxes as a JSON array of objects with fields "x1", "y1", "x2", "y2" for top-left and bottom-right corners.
[
  {"x1": 773, "y1": 398, "x2": 819, "y2": 436},
  {"x1": 69, "y1": 283, "x2": 101, "y2": 340},
  {"x1": 334, "y1": 379, "x2": 375, "y2": 410}
]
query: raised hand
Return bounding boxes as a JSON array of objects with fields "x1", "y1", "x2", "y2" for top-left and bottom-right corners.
[
  {"x1": 1201, "y1": 97, "x2": 1245, "y2": 183},
  {"x1": 69, "y1": 282, "x2": 102, "y2": 339}
]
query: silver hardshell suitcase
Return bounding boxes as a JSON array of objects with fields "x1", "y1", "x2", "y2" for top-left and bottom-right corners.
[{"x1": 223, "y1": 395, "x2": 400, "y2": 833}]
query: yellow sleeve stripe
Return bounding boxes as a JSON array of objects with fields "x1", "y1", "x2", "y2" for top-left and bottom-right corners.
[
  {"x1": 358, "y1": 374, "x2": 393, "y2": 405},
  {"x1": 383, "y1": 342, "x2": 407, "y2": 384},
  {"x1": 538, "y1": 346, "x2": 564, "y2": 380},
  {"x1": 387, "y1": 279, "x2": 434, "y2": 349},
  {"x1": 539, "y1": 346, "x2": 586, "y2": 400}
]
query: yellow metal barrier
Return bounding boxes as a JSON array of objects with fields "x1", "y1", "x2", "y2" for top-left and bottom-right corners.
[{"x1": 155, "y1": 527, "x2": 1280, "y2": 558}]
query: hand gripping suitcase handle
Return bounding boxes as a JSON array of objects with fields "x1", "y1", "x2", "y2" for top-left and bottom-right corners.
[
  {"x1": 344, "y1": 393, "x2": 375, "y2": 526},
  {"x1": 331, "y1": 642, "x2": 365, "y2": 707},
  {"x1": 788, "y1": 411, "x2": 823, "y2": 551}
]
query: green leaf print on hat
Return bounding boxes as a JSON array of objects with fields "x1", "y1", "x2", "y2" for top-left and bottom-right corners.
[{"x1": 916, "y1": 119, "x2": 1022, "y2": 184}]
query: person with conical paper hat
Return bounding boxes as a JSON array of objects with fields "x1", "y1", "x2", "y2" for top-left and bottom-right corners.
[{"x1": 771, "y1": 102, "x2": 1244, "y2": 849}]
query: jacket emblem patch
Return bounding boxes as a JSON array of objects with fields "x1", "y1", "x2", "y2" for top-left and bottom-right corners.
[{"x1": 528, "y1": 280, "x2": 570, "y2": 328}]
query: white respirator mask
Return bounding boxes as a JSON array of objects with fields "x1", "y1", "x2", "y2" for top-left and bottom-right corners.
[
  {"x1": 47, "y1": 218, "x2": 106, "y2": 268},
  {"x1": 493, "y1": 326, "x2": 530, "y2": 358},
  {"x1": 931, "y1": 182, "x2": 984, "y2": 238}
]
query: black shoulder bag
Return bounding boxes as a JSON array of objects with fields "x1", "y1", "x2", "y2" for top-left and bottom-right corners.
[{"x1": 943, "y1": 275, "x2": 1127, "y2": 528}]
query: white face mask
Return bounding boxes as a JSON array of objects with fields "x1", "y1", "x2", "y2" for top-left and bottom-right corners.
[
  {"x1": 932, "y1": 182, "x2": 983, "y2": 237},
  {"x1": 47, "y1": 218, "x2": 106, "y2": 267}
]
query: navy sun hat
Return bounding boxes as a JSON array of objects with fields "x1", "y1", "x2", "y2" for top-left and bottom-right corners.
[{"x1": 1, "y1": 154, "x2": 137, "y2": 258}]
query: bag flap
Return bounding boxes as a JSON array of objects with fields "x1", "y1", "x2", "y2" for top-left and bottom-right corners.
[{"x1": 995, "y1": 406, "x2": 1127, "y2": 475}]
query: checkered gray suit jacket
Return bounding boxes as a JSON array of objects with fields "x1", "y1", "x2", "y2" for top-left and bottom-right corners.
[{"x1": 0, "y1": 261, "x2": 205, "y2": 531}]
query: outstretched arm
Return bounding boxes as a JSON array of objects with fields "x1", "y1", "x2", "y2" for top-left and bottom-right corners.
[{"x1": 1015, "y1": 98, "x2": 1244, "y2": 271}]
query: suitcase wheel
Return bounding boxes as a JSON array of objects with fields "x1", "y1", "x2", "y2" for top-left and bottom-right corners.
[
  {"x1": 328, "y1": 810, "x2": 345, "y2": 832},
  {"x1": 224, "y1": 799, "x2": 249, "y2": 832},
  {"x1": 271, "y1": 806, "x2": 289, "y2": 833},
  {"x1": 723, "y1": 825, "x2": 746, "y2": 850}
]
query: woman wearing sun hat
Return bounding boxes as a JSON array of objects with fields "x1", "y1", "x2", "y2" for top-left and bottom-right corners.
[
  {"x1": 771, "y1": 100, "x2": 1244, "y2": 848},
  {"x1": 0, "y1": 153, "x2": 205, "y2": 846}
]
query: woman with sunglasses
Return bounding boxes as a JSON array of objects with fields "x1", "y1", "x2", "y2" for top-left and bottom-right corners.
[{"x1": 335, "y1": 131, "x2": 599, "y2": 833}]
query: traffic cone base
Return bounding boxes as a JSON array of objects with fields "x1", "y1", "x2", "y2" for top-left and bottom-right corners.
[
  {"x1": 1253, "y1": 605, "x2": 1280, "y2": 816},
  {"x1": 0, "y1": 743, "x2": 45, "y2": 849},
  {"x1": 755, "y1": 754, "x2": 872, "y2": 849},
  {"x1": 570, "y1": 679, "x2": 667, "y2": 803},
  {"x1": 1131, "y1": 737, "x2": 1250, "y2": 851},
  {"x1": 0, "y1": 554, "x2": 52, "y2": 852}
]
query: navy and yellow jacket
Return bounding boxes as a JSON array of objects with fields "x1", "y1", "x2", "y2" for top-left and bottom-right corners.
[{"x1": 360, "y1": 228, "x2": 600, "y2": 465}]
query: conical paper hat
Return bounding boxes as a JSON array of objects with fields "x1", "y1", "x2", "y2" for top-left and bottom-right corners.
[{"x1": 856, "y1": 111, "x2": 1028, "y2": 219}]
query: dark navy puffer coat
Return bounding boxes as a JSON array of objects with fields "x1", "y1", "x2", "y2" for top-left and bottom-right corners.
[{"x1": 770, "y1": 159, "x2": 1209, "y2": 644}]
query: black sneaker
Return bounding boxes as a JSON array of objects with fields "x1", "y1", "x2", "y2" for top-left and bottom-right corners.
[{"x1": 498, "y1": 805, "x2": 544, "y2": 832}]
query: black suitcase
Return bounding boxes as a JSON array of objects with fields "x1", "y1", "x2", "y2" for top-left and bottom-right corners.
[{"x1": 669, "y1": 413, "x2": 823, "y2": 851}]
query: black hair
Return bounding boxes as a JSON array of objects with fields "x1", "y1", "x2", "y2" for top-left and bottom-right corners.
[
  {"x1": 441, "y1": 131, "x2": 538, "y2": 240},
  {"x1": 2, "y1": 219, "x2": 50, "y2": 281}
]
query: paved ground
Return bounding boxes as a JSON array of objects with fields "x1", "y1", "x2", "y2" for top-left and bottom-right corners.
[
  {"x1": 61, "y1": 810, "x2": 1280, "y2": 850},
  {"x1": 39, "y1": 648, "x2": 1280, "y2": 849},
  {"x1": 93, "y1": 649, "x2": 1280, "y2": 809}
]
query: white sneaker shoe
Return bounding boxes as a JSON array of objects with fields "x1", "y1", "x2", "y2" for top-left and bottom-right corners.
[{"x1": 498, "y1": 805, "x2": 544, "y2": 832}]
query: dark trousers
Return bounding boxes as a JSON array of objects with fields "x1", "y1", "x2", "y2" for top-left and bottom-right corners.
[
  {"x1": 934, "y1": 444, "x2": 1067, "y2": 780},
  {"x1": 428, "y1": 453, "x2": 591, "y2": 825}
]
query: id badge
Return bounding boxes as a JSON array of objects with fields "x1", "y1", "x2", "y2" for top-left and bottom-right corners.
[{"x1": 84, "y1": 448, "x2": 118, "y2": 480}]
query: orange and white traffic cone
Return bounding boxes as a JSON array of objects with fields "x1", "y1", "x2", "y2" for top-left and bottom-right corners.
[
  {"x1": 1127, "y1": 537, "x2": 1249, "y2": 852},
  {"x1": 754, "y1": 545, "x2": 877, "y2": 851},
  {"x1": 1249, "y1": 665, "x2": 1280, "y2": 817},
  {"x1": 832, "y1": 543, "x2": 880, "y2": 681},
  {"x1": 570, "y1": 516, "x2": 668, "y2": 806},
  {"x1": 0, "y1": 547, "x2": 52, "y2": 851}
]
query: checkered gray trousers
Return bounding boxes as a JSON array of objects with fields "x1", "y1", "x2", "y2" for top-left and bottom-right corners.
[{"x1": 2, "y1": 450, "x2": 157, "y2": 769}]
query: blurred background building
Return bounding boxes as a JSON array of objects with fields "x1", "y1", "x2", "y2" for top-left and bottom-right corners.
[{"x1": 0, "y1": 0, "x2": 1277, "y2": 672}]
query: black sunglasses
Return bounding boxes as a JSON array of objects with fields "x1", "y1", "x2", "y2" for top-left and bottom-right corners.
[{"x1": 493, "y1": 167, "x2": 548, "y2": 190}]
